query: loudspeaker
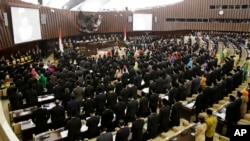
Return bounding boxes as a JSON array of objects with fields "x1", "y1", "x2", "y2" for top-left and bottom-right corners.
[
  {"x1": 3, "y1": 12, "x2": 8, "y2": 26},
  {"x1": 41, "y1": 14, "x2": 46, "y2": 24},
  {"x1": 128, "y1": 16, "x2": 132, "y2": 23},
  {"x1": 154, "y1": 16, "x2": 157, "y2": 23}
]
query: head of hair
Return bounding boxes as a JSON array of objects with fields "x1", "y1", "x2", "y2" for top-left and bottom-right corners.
[
  {"x1": 229, "y1": 95, "x2": 236, "y2": 101},
  {"x1": 237, "y1": 91, "x2": 242, "y2": 97},
  {"x1": 162, "y1": 99, "x2": 169, "y2": 106},
  {"x1": 198, "y1": 115, "x2": 205, "y2": 123},
  {"x1": 206, "y1": 109, "x2": 213, "y2": 115},
  {"x1": 118, "y1": 119, "x2": 125, "y2": 126}
]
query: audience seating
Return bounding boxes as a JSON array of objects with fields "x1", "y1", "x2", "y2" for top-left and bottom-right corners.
[
  {"x1": 32, "y1": 129, "x2": 52, "y2": 141},
  {"x1": 9, "y1": 111, "x2": 14, "y2": 124},
  {"x1": 12, "y1": 123, "x2": 22, "y2": 140}
]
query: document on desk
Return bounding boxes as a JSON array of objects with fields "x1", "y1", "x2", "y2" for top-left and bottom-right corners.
[
  {"x1": 60, "y1": 130, "x2": 68, "y2": 138},
  {"x1": 216, "y1": 113, "x2": 226, "y2": 121},
  {"x1": 186, "y1": 101, "x2": 195, "y2": 109},
  {"x1": 161, "y1": 95, "x2": 169, "y2": 100},
  {"x1": 142, "y1": 87, "x2": 149, "y2": 94}
]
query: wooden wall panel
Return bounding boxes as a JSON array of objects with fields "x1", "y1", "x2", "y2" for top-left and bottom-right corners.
[{"x1": 1, "y1": 0, "x2": 250, "y2": 52}]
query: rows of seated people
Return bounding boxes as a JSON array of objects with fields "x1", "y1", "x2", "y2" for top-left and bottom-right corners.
[{"x1": 3, "y1": 34, "x2": 246, "y2": 141}]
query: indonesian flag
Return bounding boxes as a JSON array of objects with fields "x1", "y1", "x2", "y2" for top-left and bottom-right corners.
[
  {"x1": 59, "y1": 28, "x2": 64, "y2": 53},
  {"x1": 123, "y1": 26, "x2": 127, "y2": 41}
]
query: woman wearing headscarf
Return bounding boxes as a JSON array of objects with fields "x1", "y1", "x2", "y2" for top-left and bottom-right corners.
[
  {"x1": 194, "y1": 115, "x2": 207, "y2": 141},
  {"x1": 39, "y1": 73, "x2": 47, "y2": 89},
  {"x1": 31, "y1": 68, "x2": 37, "y2": 79}
]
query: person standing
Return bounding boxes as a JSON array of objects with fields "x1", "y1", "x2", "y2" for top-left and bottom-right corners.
[
  {"x1": 159, "y1": 99, "x2": 171, "y2": 132},
  {"x1": 50, "y1": 99, "x2": 65, "y2": 129},
  {"x1": 32, "y1": 103, "x2": 50, "y2": 134},
  {"x1": 115, "y1": 119, "x2": 130, "y2": 141},
  {"x1": 96, "y1": 128, "x2": 113, "y2": 141},
  {"x1": 205, "y1": 109, "x2": 217, "y2": 141},
  {"x1": 65, "y1": 111, "x2": 82, "y2": 141},
  {"x1": 195, "y1": 115, "x2": 207, "y2": 141}
]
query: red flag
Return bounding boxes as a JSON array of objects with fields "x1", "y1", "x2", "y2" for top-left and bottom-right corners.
[
  {"x1": 59, "y1": 28, "x2": 64, "y2": 52},
  {"x1": 123, "y1": 26, "x2": 127, "y2": 41}
]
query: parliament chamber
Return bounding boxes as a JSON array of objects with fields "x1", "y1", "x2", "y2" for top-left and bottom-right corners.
[{"x1": 1, "y1": 0, "x2": 250, "y2": 141}]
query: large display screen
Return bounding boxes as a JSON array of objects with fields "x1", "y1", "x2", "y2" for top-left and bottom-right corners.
[
  {"x1": 11, "y1": 7, "x2": 42, "y2": 44},
  {"x1": 133, "y1": 13, "x2": 152, "y2": 31}
]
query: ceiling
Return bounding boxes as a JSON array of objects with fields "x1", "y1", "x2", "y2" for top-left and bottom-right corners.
[{"x1": 22, "y1": 0, "x2": 184, "y2": 12}]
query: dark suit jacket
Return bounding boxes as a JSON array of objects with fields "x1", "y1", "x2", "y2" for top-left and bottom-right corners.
[
  {"x1": 115, "y1": 126, "x2": 130, "y2": 141},
  {"x1": 170, "y1": 102, "x2": 182, "y2": 126},
  {"x1": 95, "y1": 93, "x2": 107, "y2": 115},
  {"x1": 138, "y1": 96, "x2": 150, "y2": 117},
  {"x1": 194, "y1": 93, "x2": 205, "y2": 113},
  {"x1": 50, "y1": 105, "x2": 65, "y2": 129},
  {"x1": 97, "y1": 132, "x2": 113, "y2": 141},
  {"x1": 149, "y1": 93, "x2": 159, "y2": 113},
  {"x1": 226, "y1": 102, "x2": 237, "y2": 124},
  {"x1": 106, "y1": 92, "x2": 117, "y2": 110},
  {"x1": 131, "y1": 118, "x2": 145, "y2": 141},
  {"x1": 114, "y1": 101, "x2": 126, "y2": 122},
  {"x1": 83, "y1": 98, "x2": 95, "y2": 118},
  {"x1": 32, "y1": 107, "x2": 50, "y2": 133},
  {"x1": 85, "y1": 85, "x2": 95, "y2": 98},
  {"x1": 65, "y1": 117, "x2": 82, "y2": 141},
  {"x1": 147, "y1": 113, "x2": 160, "y2": 138},
  {"x1": 126, "y1": 100, "x2": 138, "y2": 123},
  {"x1": 101, "y1": 109, "x2": 114, "y2": 131},
  {"x1": 159, "y1": 105, "x2": 171, "y2": 132},
  {"x1": 86, "y1": 115, "x2": 100, "y2": 138},
  {"x1": 67, "y1": 99, "x2": 81, "y2": 117},
  {"x1": 25, "y1": 88, "x2": 38, "y2": 107}
]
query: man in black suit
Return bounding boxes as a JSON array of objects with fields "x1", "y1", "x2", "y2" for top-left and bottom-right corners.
[
  {"x1": 113, "y1": 97, "x2": 126, "y2": 127},
  {"x1": 86, "y1": 110, "x2": 100, "y2": 139},
  {"x1": 101, "y1": 106, "x2": 114, "y2": 132},
  {"x1": 115, "y1": 119, "x2": 130, "y2": 141},
  {"x1": 97, "y1": 128, "x2": 113, "y2": 141},
  {"x1": 137, "y1": 94, "x2": 150, "y2": 118},
  {"x1": 24, "y1": 85, "x2": 38, "y2": 107},
  {"x1": 131, "y1": 115, "x2": 145, "y2": 141},
  {"x1": 120, "y1": 85, "x2": 129, "y2": 104},
  {"x1": 50, "y1": 99, "x2": 65, "y2": 129},
  {"x1": 170, "y1": 101, "x2": 182, "y2": 127},
  {"x1": 67, "y1": 94, "x2": 81, "y2": 117},
  {"x1": 146, "y1": 109, "x2": 160, "y2": 139},
  {"x1": 32, "y1": 103, "x2": 50, "y2": 134},
  {"x1": 65, "y1": 111, "x2": 82, "y2": 141},
  {"x1": 95, "y1": 88, "x2": 107, "y2": 116},
  {"x1": 84, "y1": 81, "x2": 95, "y2": 99},
  {"x1": 126, "y1": 97, "x2": 138, "y2": 123},
  {"x1": 159, "y1": 99, "x2": 171, "y2": 132},
  {"x1": 9, "y1": 89, "x2": 22, "y2": 110},
  {"x1": 225, "y1": 95, "x2": 236, "y2": 136},
  {"x1": 106, "y1": 85, "x2": 117, "y2": 110},
  {"x1": 149, "y1": 91, "x2": 159, "y2": 113},
  {"x1": 82, "y1": 95, "x2": 95, "y2": 119},
  {"x1": 193, "y1": 89, "x2": 205, "y2": 122}
]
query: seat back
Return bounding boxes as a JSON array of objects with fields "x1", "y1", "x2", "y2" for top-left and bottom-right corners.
[
  {"x1": 12, "y1": 123, "x2": 22, "y2": 140},
  {"x1": 9, "y1": 111, "x2": 14, "y2": 124}
]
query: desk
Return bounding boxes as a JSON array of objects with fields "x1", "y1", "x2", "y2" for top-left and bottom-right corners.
[
  {"x1": 12, "y1": 102, "x2": 56, "y2": 122},
  {"x1": 22, "y1": 94, "x2": 55, "y2": 106},
  {"x1": 180, "y1": 100, "x2": 196, "y2": 122}
]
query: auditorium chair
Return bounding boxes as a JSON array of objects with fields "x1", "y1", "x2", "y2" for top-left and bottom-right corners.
[
  {"x1": 12, "y1": 123, "x2": 22, "y2": 140},
  {"x1": 243, "y1": 114, "x2": 250, "y2": 121},
  {"x1": 237, "y1": 119, "x2": 250, "y2": 125},
  {"x1": 32, "y1": 129, "x2": 51, "y2": 141},
  {"x1": 12, "y1": 60, "x2": 16, "y2": 66},
  {"x1": 20, "y1": 57, "x2": 25, "y2": 65},
  {"x1": 9, "y1": 111, "x2": 14, "y2": 124},
  {"x1": 1, "y1": 88, "x2": 7, "y2": 99}
]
